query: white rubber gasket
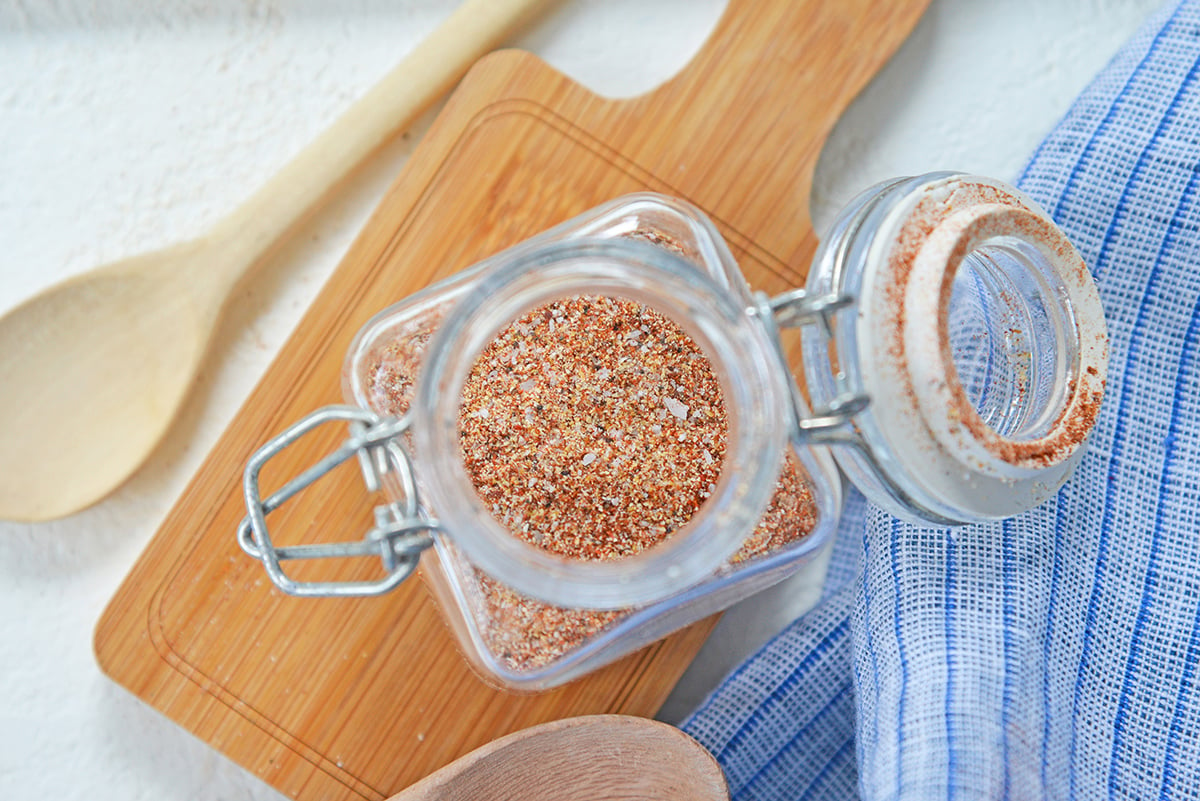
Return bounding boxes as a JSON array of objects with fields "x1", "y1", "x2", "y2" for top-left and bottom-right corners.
[
  {"x1": 904, "y1": 203, "x2": 1108, "y2": 476},
  {"x1": 859, "y1": 175, "x2": 1109, "y2": 519}
]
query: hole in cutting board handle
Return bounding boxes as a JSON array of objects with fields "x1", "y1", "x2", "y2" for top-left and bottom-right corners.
[{"x1": 514, "y1": 0, "x2": 729, "y2": 99}]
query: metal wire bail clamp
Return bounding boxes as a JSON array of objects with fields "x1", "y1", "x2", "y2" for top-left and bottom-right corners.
[
  {"x1": 237, "y1": 405, "x2": 440, "y2": 597},
  {"x1": 756, "y1": 287, "x2": 870, "y2": 446}
]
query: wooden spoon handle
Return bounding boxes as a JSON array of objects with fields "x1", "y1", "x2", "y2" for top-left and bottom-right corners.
[{"x1": 205, "y1": 0, "x2": 559, "y2": 294}]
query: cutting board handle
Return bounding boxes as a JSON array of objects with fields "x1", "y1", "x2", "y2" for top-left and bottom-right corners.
[{"x1": 613, "y1": 0, "x2": 928, "y2": 259}]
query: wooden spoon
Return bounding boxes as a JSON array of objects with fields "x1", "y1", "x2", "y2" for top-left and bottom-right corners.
[
  {"x1": 0, "y1": 0, "x2": 557, "y2": 522},
  {"x1": 391, "y1": 715, "x2": 728, "y2": 801}
]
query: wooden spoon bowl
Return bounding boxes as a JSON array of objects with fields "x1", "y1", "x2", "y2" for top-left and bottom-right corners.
[
  {"x1": 392, "y1": 715, "x2": 727, "y2": 801},
  {"x1": 0, "y1": 0, "x2": 556, "y2": 522}
]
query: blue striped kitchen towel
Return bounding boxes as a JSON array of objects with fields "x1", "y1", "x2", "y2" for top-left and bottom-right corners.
[{"x1": 683, "y1": 0, "x2": 1200, "y2": 798}]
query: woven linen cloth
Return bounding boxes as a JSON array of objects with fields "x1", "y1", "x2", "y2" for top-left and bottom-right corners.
[{"x1": 682, "y1": 0, "x2": 1200, "y2": 798}]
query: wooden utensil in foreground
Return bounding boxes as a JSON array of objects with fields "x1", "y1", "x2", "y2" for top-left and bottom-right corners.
[
  {"x1": 0, "y1": 0, "x2": 557, "y2": 523},
  {"x1": 391, "y1": 716, "x2": 727, "y2": 801}
]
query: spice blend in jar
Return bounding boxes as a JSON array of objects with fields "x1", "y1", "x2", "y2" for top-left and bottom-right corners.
[
  {"x1": 363, "y1": 233, "x2": 819, "y2": 675},
  {"x1": 458, "y1": 294, "x2": 728, "y2": 560},
  {"x1": 467, "y1": 451, "x2": 816, "y2": 672}
]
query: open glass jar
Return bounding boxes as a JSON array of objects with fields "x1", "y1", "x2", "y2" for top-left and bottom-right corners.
[{"x1": 238, "y1": 173, "x2": 1107, "y2": 690}]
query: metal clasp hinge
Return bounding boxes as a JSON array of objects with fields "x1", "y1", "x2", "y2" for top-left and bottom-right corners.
[
  {"x1": 755, "y1": 289, "x2": 870, "y2": 445},
  {"x1": 237, "y1": 405, "x2": 440, "y2": 597}
]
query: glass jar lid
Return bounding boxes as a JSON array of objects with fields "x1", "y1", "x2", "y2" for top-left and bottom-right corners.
[{"x1": 802, "y1": 173, "x2": 1108, "y2": 523}]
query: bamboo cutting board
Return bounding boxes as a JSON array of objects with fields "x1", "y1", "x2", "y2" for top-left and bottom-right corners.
[{"x1": 95, "y1": 2, "x2": 927, "y2": 799}]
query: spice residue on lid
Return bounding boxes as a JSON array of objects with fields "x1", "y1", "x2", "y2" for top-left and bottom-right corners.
[{"x1": 883, "y1": 179, "x2": 1106, "y2": 471}]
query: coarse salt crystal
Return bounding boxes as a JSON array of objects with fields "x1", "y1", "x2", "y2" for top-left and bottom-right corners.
[
  {"x1": 582, "y1": 452, "x2": 597, "y2": 465},
  {"x1": 519, "y1": 379, "x2": 536, "y2": 391},
  {"x1": 663, "y1": 397, "x2": 689, "y2": 419}
]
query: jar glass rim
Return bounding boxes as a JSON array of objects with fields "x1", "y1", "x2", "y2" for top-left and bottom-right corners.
[{"x1": 412, "y1": 239, "x2": 787, "y2": 609}]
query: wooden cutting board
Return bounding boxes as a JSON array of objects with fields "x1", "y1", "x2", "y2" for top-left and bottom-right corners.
[{"x1": 95, "y1": 2, "x2": 927, "y2": 799}]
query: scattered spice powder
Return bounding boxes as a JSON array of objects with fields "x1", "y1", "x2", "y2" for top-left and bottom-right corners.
[{"x1": 363, "y1": 231, "x2": 818, "y2": 674}]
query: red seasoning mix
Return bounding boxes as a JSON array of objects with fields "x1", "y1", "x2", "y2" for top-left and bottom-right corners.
[
  {"x1": 365, "y1": 239, "x2": 817, "y2": 673},
  {"x1": 458, "y1": 295, "x2": 727, "y2": 561}
]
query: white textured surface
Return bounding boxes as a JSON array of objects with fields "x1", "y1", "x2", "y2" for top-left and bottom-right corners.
[{"x1": 0, "y1": 1, "x2": 1160, "y2": 798}]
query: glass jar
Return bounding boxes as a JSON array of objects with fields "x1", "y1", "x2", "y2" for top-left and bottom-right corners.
[{"x1": 237, "y1": 173, "x2": 1107, "y2": 690}]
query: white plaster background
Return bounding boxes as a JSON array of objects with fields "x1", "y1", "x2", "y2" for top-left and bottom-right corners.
[{"x1": 0, "y1": 0, "x2": 1162, "y2": 798}]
